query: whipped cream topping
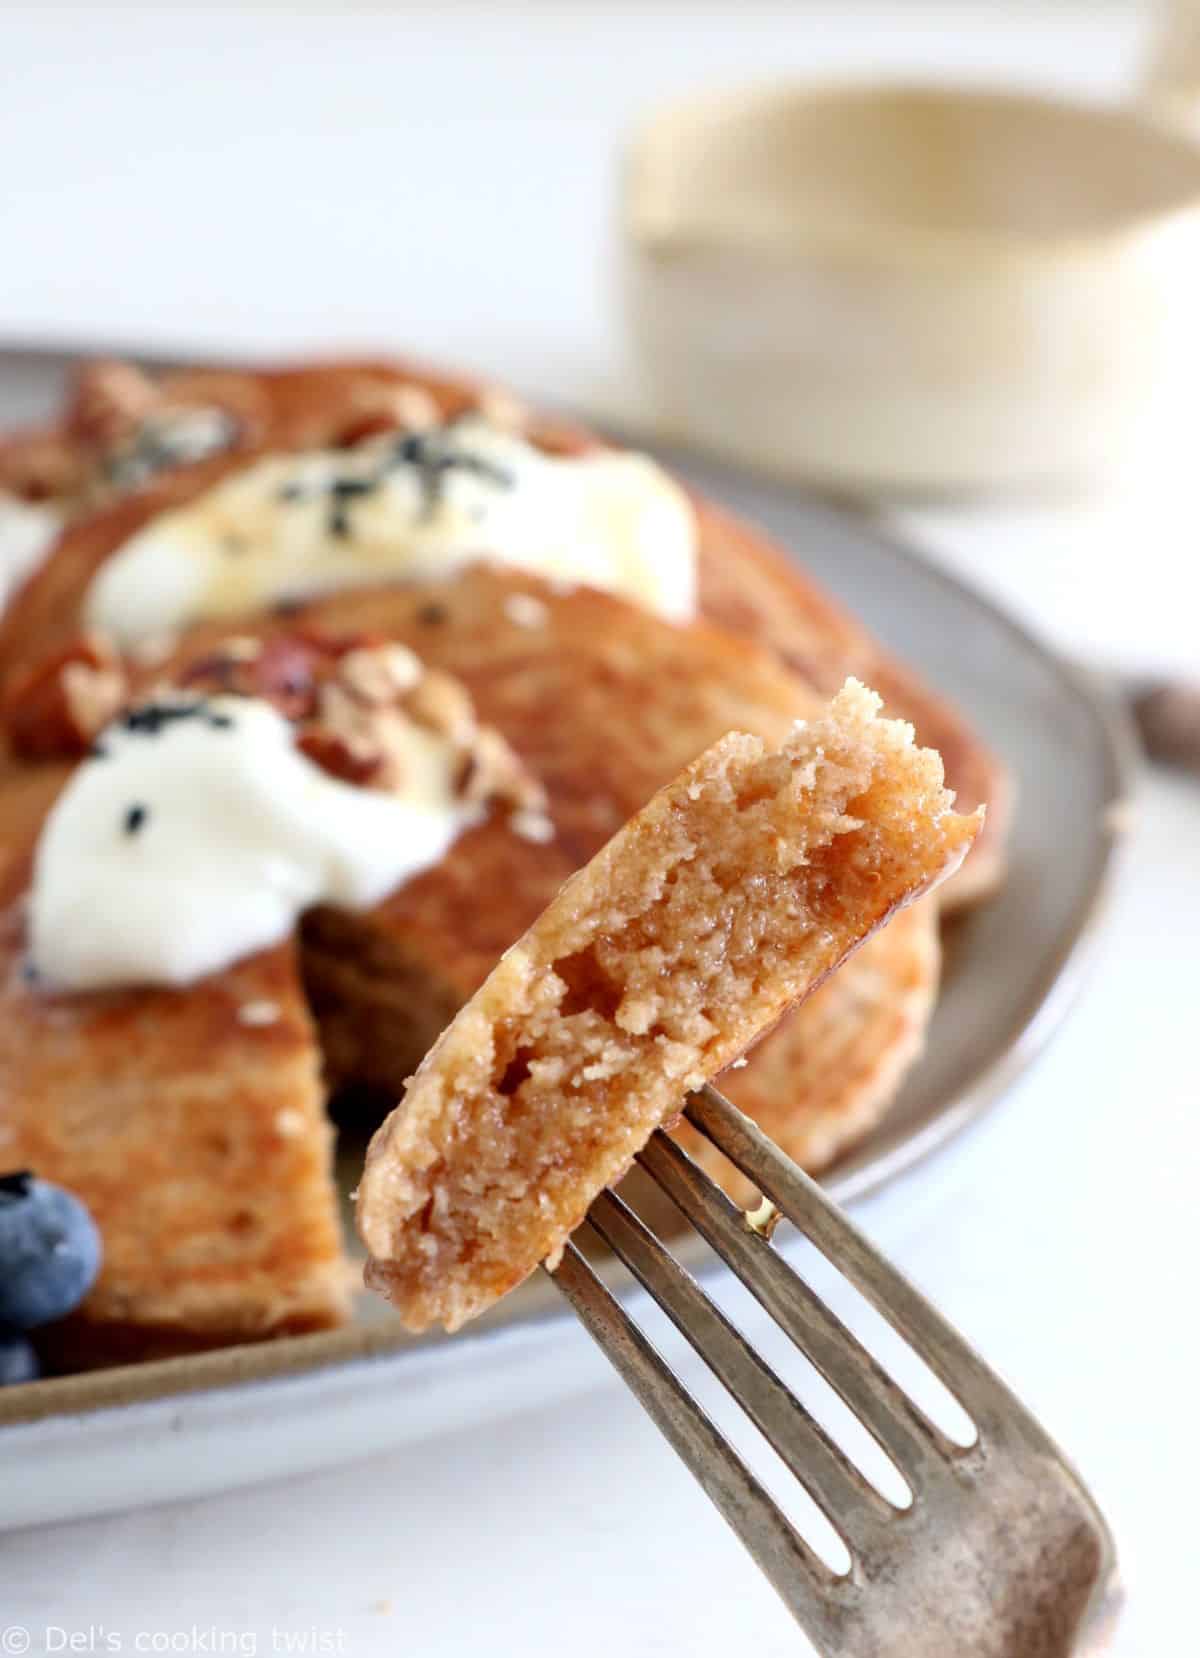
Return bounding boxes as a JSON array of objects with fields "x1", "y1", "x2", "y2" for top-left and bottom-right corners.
[
  {"x1": 0, "y1": 493, "x2": 62, "y2": 614},
  {"x1": 29, "y1": 693, "x2": 477, "y2": 992},
  {"x1": 82, "y1": 420, "x2": 696, "y2": 647}
]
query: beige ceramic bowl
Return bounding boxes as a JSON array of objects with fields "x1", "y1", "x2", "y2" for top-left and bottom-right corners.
[{"x1": 622, "y1": 83, "x2": 1200, "y2": 492}]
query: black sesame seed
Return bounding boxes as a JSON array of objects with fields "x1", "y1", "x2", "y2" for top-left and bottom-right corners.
[
  {"x1": 417, "y1": 603, "x2": 448, "y2": 626},
  {"x1": 278, "y1": 482, "x2": 306, "y2": 503},
  {"x1": 207, "y1": 713, "x2": 234, "y2": 729},
  {"x1": 328, "y1": 507, "x2": 352, "y2": 540},
  {"x1": 0, "y1": 1170, "x2": 33, "y2": 1200},
  {"x1": 331, "y1": 477, "x2": 375, "y2": 500},
  {"x1": 119, "y1": 699, "x2": 234, "y2": 739},
  {"x1": 124, "y1": 803, "x2": 149, "y2": 836},
  {"x1": 384, "y1": 426, "x2": 513, "y2": 520}
]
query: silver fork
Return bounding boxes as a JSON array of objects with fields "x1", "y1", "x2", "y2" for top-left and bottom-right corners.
[{"x1": 546, "y1": 1083, "x2": 1119, "y2": 1657}]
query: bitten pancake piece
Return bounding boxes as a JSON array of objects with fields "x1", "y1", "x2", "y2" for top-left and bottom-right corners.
[
  {"x1": 0, "y1": 788, "x2": 348, "y2": 1368},
  {"x1": 357, "y1": 681, "x2": 981, "y2": 1332}
]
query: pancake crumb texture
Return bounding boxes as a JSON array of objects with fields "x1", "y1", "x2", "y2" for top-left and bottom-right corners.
[{"x1": 358, "y1": 680, "x2": 981, "y2": 1332}]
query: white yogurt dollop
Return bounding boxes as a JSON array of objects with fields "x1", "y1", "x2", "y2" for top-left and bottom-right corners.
[
  {"x1": 83, "y1": 420, "x2": 696, "y2": 646},
  {"x1": 29, "y1": 694, "x2": 474, "y2": 992},
  {"x1": 0, "y1": 492, "x2": 62, "y2": 614}
]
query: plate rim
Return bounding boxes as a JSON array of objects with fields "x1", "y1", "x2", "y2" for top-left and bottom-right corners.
[{"x1": 0, "y1": 484, "x2": 1138, "y2": 1435}]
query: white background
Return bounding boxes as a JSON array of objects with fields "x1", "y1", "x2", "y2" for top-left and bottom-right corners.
[{"x1": 1, "y1": 5, "x2": 1198, "y2": 1655}]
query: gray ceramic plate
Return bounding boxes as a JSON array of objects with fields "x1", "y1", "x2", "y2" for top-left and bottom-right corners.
[{"x1": 0, "y1": 353, "x2": 1135, "y2": 1527}]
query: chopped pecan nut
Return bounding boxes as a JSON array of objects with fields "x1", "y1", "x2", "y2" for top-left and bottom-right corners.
[
  {"x1": 337, "y1": 643, "x2": 423, "y2": 706},
  {"x1": 335, "y1": 382, "x2": 442, "y2": 448},
  {"x1": 300, "y1": 648, "x2": 545, "y2": 817},
  {"x1": 403, "y1": 669, "x2": 477, "y2": 745},
  {"x1": 297, "y1": 727, "x2": 382, "y2": 786},
  {"x1": 312, "y1": 681, "x2": 385, "y2": 762},
  {"x1": 177, "y1": 636, "x2": 324, "y2": 720},
  {"x1": 62, "y1": 661, "x2": 126, "y2": 742},
  {"x1": 2, "y1": 636, "x2": 127, "y2": 759},
  {"x1": 457, "y1": 728, "x2": 547, "y2": 814},
  {"x1": 0, "y1": 431, "x2": 87, "y2": 503},
  {"x1": 65, "y1": 360, "x2": 160, "y2": 447}
]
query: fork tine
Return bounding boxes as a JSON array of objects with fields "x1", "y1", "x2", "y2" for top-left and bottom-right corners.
[
  {"x1": 688, "y1": 1083, "x2": 1036, "y2": 1446},
  {"x1": 587, "y1": 1187, "x2": 897, "y2": 1551},
  {"x1": 547, "y1": 1240, "x2": 841, "y2": 1626},
  {"x1": 638, "y1": 1126, "x2": 957, "y2": 1489}
]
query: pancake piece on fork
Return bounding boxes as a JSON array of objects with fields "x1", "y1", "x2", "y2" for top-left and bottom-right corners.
[{"x1": 357, "y1": 680, "x2": 981, "y2": 1333}]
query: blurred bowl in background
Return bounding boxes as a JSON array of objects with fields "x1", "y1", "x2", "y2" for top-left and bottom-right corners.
[{"x1": 621, "y1": 82, "x2": 1200, "y2": 495}]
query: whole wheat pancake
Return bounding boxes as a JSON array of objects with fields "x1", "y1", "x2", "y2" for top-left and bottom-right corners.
[
  {"x1": 357, "y1": 681, "x2": 981, "y2": 1332},
  {"x1": 0, "y1": 822, "x2": 346, "y2": 1369},
  {"x1": 0, "y1": 356, "x2": 1006, "y2": 905}
]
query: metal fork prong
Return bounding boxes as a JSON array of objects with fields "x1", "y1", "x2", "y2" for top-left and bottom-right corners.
[
  {"x1": 547, "y1": 1240, "x2": 841, "y2": 1625},
  {"x1": 587, "y1": 1188, "x2": 896, "y2": 1552},
  {"x1": 638, "y1": 1127, "x2": 956, "y2": 1489},
  {"x1": 689, "y1": 1083, "x2": 1029, "y2": 1445}
]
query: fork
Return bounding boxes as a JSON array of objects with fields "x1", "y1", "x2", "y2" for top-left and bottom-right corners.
[{"x1": 545, "y1": 1082, "x2": 1119, "y2": 1657}]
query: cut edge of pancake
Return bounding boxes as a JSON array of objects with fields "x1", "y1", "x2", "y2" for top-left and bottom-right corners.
[{"x1": 358, "y1": 681, "x2": 981, "y2": 1332}]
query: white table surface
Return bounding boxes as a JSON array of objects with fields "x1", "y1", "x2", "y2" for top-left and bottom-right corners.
[{"x1": 1, "y1": 5, "x2": 1197, "y2": 1655}]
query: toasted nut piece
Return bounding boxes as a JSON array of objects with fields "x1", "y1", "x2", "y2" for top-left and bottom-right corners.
[
  {"x1": 62, "y1": 661, "x2": 126, "y2": 743},
  {"x1": 0, "y1": 430, "x2": 87, "y2": 502},
  {"x1": 336, "y1": 382, "x2": 442, "y2": 447},
  {"x1": 65, "y1": 360, "x2": 159, "y2": 446},
  {"x1": 313, "y1": 680, "x2": 386, "y2": 760},
  {"x1": 297, "y1": 726, "x2": 382, "y2": 786},
  {"x1": 458, "y1": 728, "x2": 547, "y2": 814},
  {"x1": 509, "y1": 807, "x2": 556, "y2": 843},
  {"x1": 2, "y1": 636, "x2": 126, "y2": 759},
  {"x1": 337, "y1": 644, "x2": 423, "y2": 706},
  {"x1": 404, "y1": 669, "x2": 476, "y2": 745},
  {"x1": 177, "y1": 636, "x2": 324, "y2": 721}
]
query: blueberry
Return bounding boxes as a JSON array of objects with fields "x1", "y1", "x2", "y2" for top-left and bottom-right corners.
[
  {"x1": 0, "y1": 1327, "x2": 39, "y2": 1385},
  {"x1": 0, "y1": 1172, "x2": 102, "y2": 1329}
]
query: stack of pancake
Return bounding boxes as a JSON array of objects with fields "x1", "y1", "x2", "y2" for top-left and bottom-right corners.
[{"x1": 0, "y1": 358, "x2": 1007, "y2": 1366}]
